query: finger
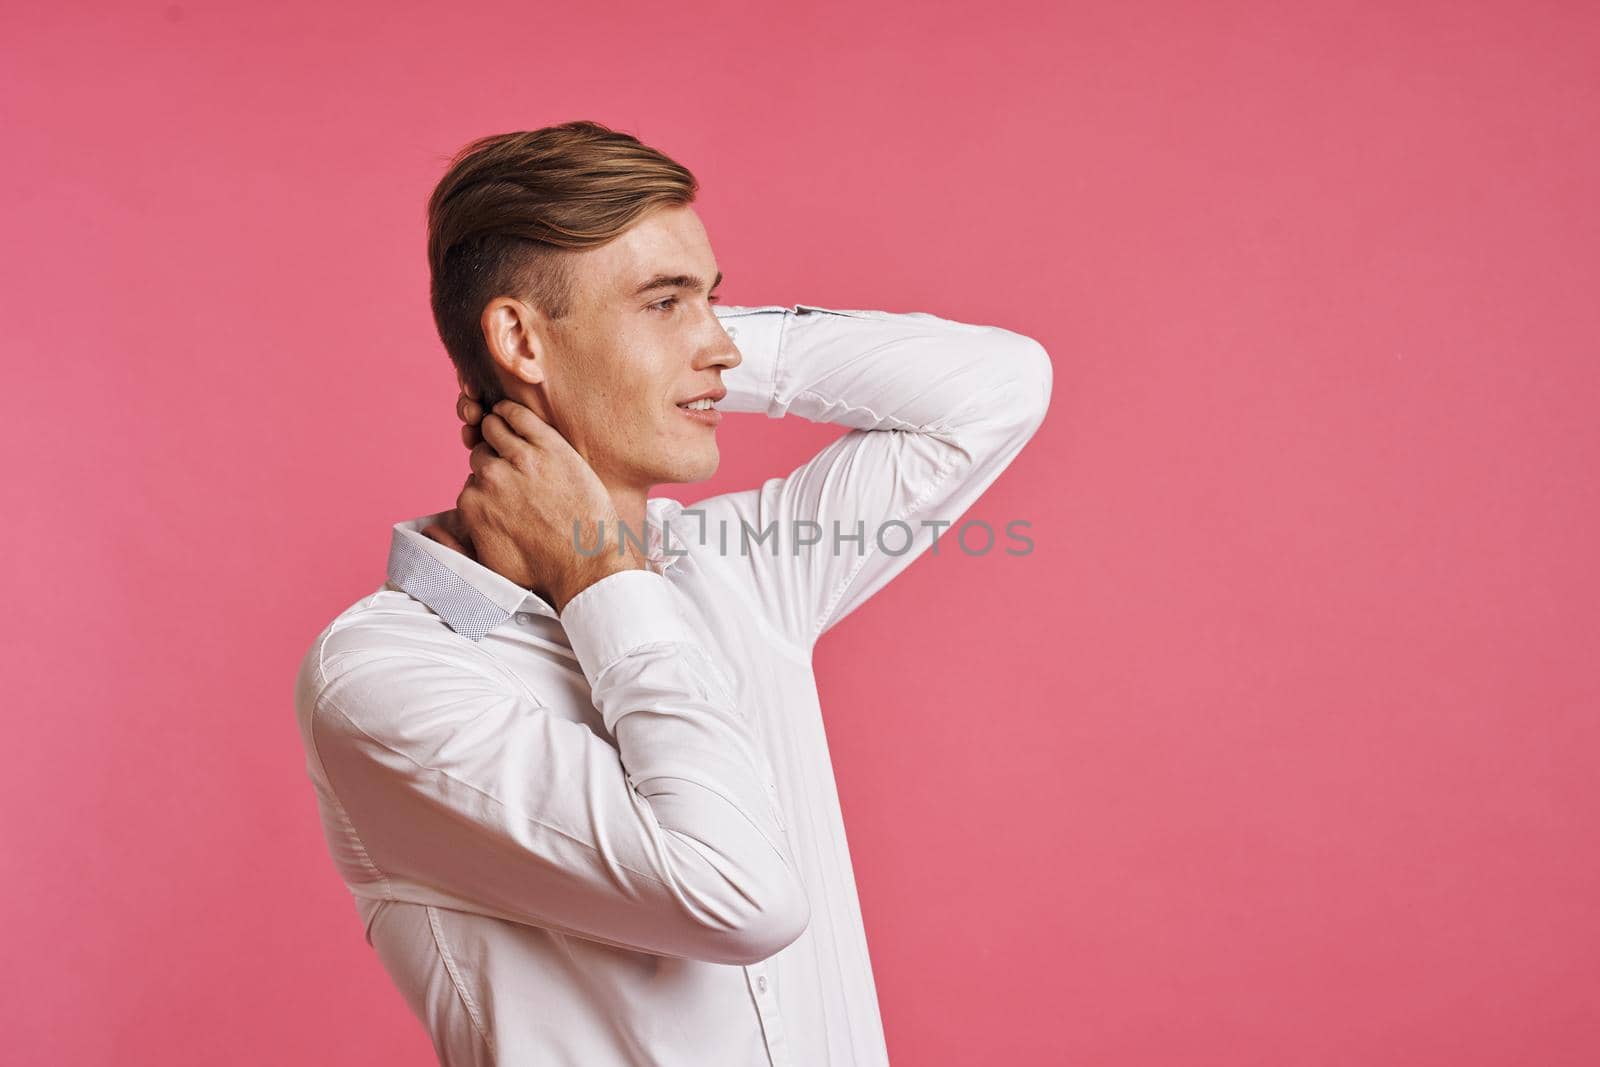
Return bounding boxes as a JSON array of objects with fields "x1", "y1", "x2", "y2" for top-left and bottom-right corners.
[
  {"x1": 492, "y1": 399, "x2": 563, "y2": 450},
  {"x1": 457, "y1": 393, "x2": 484, "y2": 426},
  {"x1": 460, "y1": 423, "x2": 482, "y2": 449},
  {"x1": 445, "y1": 506, "x2": 475, "y2": 543},
  {"x1": 442, "y1": 510, "x2": 480, "y2": 560},
  {"x1": 479, "y1": 411, "x2": 532, "y2": 462},
  {"x1": 420, "y1": 523, "x2": 466, "y2": 554},
  {"x1": 462, "y1": 378, "x2": 479, "y2": 401},
  {"x1": 469, "y1": 441, "x2": 500, "y2": 478}
]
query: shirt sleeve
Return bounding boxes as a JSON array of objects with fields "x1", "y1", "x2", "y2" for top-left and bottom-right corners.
[
  {"x1": 697, "y1": 302, "x2": 1054, "y2": 649},
  {"x1": 299, "y1": 568, "x2": 810, "y2": 967}
]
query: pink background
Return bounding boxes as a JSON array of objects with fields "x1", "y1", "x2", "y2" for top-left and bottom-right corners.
[{"x1": 4, "y1": 2, "x2": 1598, "y2": 1064}]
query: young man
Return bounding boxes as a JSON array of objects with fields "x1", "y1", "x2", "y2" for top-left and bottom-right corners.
[{"x1": 293, "y1": 120, "x2": 1052, "y2": 1066}]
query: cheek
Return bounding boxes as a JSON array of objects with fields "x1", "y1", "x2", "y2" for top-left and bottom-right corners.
[{"x1": 597, "y1": 389, "x2": 661, "y2": 439}]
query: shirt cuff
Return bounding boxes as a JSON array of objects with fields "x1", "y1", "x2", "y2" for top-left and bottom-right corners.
[
  {"x1": 714, "y1": 305, "x2": 788, "y2": 418},
  {"x1": 559, "y1": 568, "x2": 689, "y2": 684}
]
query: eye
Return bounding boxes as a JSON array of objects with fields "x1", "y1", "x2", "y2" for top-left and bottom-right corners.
[{"x1": 649, "y1": 293, "x2": 721, "y2": 311}]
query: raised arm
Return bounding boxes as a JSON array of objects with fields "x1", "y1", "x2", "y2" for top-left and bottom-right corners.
[
  {"x1": 690, "y1": 302, "x2": 1053, "y2": 649},
  {"x1": 295, "y1": 568, "x2": 809, "y2": 966}
]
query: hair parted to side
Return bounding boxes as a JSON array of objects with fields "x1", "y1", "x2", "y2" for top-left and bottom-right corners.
[{"x1": 426, "y1": 120, "x2": 699, "y2": 406}]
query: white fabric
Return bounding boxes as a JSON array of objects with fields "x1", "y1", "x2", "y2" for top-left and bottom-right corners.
[{"x1": 293, "y1": 302, "x2": 1052, "y2": 1065}]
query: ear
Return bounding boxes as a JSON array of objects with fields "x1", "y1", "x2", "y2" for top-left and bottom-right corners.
[{"x1": 480, "y1": 296, "x2": 548, "y2": 390}]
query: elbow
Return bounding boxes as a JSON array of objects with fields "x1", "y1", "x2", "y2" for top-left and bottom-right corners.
[
  {"x1": 973, "y1": 331, "x2": 1052, "y2": 439},
  {"x1": 1013, "y1": 335, "x2": 1054, "y2": 433},
  {"x1": 708, "y1": 871, "x2": 812, "y2": 966},
  {"x1": 737, "y1": 877, "x2": 812, "y2": 964},
  {"x1": 652, "y1": 789, "x2": 812, "y2": 965}
]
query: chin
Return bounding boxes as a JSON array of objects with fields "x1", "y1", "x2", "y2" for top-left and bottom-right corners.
[
  {"x1": 678, "y1": 458, "x2": 721, "y2": 484},
  {"x1": 643, "y1": 447, "x2": 720, "y2": 489},
  {"x1": 659, "y1": 446, "x2": 720, "y2": 485}
]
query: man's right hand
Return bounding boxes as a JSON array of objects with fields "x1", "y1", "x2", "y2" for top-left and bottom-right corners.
[{"x1": 450, "y1": 392, "x2": 645, "y2": 613}]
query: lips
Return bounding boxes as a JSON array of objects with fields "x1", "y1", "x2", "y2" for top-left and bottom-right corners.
[
  {"x1": 676, "y1": 387, "x2": 727, "y2": 406},
  {"x1": 676, "y1": 400, "x2": 723, "y2": 426}
]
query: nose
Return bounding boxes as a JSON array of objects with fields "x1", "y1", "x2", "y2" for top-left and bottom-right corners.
[{"x1": 701, "y1": 317, "x2": 743, "y2": 371}]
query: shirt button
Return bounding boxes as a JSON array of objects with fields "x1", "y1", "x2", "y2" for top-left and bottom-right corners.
[
  {"x1": 515, "y1": 612, "x2": 535, "y2": 625},
  {"x1": 726, "y1": 325, "x2": 740, "y2": 339},
  {"x1": 756, "y1": 976, "x2": 768, "y2": 993}
]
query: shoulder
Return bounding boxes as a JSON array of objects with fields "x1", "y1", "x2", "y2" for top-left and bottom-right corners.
[{"x1": 292, "y1": 586, "x2": 518, "y2": 747}]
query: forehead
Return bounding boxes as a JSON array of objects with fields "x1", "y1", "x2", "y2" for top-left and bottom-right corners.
[{"x1": 595, "y1": 205, "x2": 717, "y2": 295}]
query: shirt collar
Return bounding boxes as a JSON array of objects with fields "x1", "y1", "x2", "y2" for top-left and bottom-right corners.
[{"x1": 385, "y1": 497, "x2": 686, "y2": 642}]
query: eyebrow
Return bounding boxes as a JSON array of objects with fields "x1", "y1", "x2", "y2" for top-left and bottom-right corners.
[{"x1": 630, "y1": 270, "x2": 723, "y2": 297}]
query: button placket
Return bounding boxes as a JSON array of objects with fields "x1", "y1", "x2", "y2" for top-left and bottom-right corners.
[{"x1": 745, "y1": 964, "x2": 792, "y2": 1066}]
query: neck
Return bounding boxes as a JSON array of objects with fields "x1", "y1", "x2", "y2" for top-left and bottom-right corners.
[
  {"x1": 607, "y1": 481, "x2": 651, "y2": 557},
  {"x1": 531, "y1": 483, "x2": 655, "y2": 611},
  {"x1": 503, "y1": 388, "x2": 654, "y2": 552}
]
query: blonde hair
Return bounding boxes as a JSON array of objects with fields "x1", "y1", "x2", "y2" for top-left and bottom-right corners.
[{"x1": 426, "y1": 121, "x2": 698, "y2": 404}]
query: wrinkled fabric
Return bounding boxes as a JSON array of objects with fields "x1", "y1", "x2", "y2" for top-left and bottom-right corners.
[{"x1": 293, "y1": 303, "x2": 1053, "y2": 1065}]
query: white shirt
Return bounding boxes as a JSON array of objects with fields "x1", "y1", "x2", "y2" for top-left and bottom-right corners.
[{"x1": 293, "y1": 302, "x2": 1052, "y2": 1066}]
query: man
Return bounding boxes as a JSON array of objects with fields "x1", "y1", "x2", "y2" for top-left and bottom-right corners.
[{"x1": 293, "y1": 120, "x2": 1052, "y2": 1066}]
